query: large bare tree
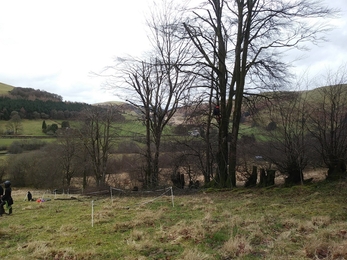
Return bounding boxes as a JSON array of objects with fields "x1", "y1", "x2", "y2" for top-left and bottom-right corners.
[
  {"x1": 262, "y1": 90, "x2": 310, "y2": 185},
  {"x1": 56, "y1": 128, "x2": 80, "y2": 188},
  {"x1": 104, "y1": 1, "x2": 195, "y2": 188},
  {"x1": 184, "y1": 0, "x2": 336, "y2": 187},
  {"x1": 79, "y1": 105, "x2": 118, "y2": 187},
  {"x1": 6, "y1": 111, "x2": 22, "y2": 135},
  {"x1": 307, "y1": 67, "x2": 347, "y2": 179}
]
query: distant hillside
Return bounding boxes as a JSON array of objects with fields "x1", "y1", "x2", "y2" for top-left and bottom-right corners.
[
  {"x1": 0, "y1": 82, "x2": 14, "y2": 95},
  {"x1": 0, "y1": 82, "x2": 93, "y2": 120},
  {"x1": 0, "y1": 82, "x2": 62, "y2": 102},
  {"x1": 2, "y1": 81, "x2": 345, "y2": 125}
]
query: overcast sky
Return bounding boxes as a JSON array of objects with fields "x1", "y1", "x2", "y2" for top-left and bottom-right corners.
[{"x1": 0, "y1": 0, "x2": 346, "y2": 104}]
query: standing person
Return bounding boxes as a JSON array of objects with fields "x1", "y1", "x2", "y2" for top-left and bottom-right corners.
[
  {"x1": 27, "y1": 191, "x2": 32, "y2": 201},
  {"x1": 1, "y1": 181, "x2": 13, "y2": 215},
  {"x1": 0, "y1": 183, "x2": 4, "y2": 216}
]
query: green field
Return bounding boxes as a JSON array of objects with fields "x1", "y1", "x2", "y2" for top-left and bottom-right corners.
[
  {"x1": 0, "y1": 82, "x2": 13, "y2": 95},
  {"x1": 1, "y1": 180, "x2": 347, "y2": 259},
  {"x1": 0, "y1": 119, "x2": 58, "y2": 136},
  {"x1": 0, "y1": 119, "x2": 65, "y2": 148},
  {"x1": 0, "y1": 117, "x2": 175, "y2": 149}
]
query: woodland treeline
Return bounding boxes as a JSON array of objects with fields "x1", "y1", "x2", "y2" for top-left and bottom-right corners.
[
  {"x1": 0, "y1": 96, "x2": 91, "y2": 120},
  {"x1": 9, "y1": 87, "x2": 63, "y2": 102},
  {"x1": 1, "y1": 83, "x2": 347, "y2": 192}
]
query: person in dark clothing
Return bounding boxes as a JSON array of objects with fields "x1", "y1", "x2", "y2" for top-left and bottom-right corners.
[
  {"x1": 0, "y1": 183, "x2": 4, "y2": 216},
  {"x1": 27, "y1": 191, "x2": 33, "y2": 201},
  {"x1": 213, "y1": 105, "x2": 221, "y2": 124},
  {"x1": 1, "y1": 181, "x2": 13, "y2": 215}
]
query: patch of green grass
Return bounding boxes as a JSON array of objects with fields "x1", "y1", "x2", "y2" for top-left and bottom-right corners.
[
  {"x1": 0, "y1": 119, "x2": 60, "y2": 136},
  {"x1": 239, "y1": 123, "x2": 273, "y2": 142},
  {"x1": 0, "y1": 138, "x2": 55, "y2": 150},
  {"x1": 0, "y1": 82, "x2": 13, "y2": 95}
]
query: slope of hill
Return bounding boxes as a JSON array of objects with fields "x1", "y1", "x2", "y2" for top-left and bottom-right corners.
[
  {"x1": 0, "y1": 82, "x2": 128, "y2": 106},
  {"x1": 0, "y1": 82, "x2": 63, "y2": 102},
  {"x1": 0, "y1": 82, "x2": 14, "y2": 95},
  {"x1": 0, "y1": 82, "x2": 94, "y2": 120}
]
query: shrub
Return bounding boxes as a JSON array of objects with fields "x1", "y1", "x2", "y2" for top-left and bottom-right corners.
[
  {"x1": 8, "y1": 142, "x2": 24, "y2": 154},
  {"x1": 7, "y1": 151, "x2": 61, "y2": 188},
  {"x1": 116, "y1": 141, "x2": 140, "y2": 154},
  {"x1": 8, "y1": 140, "x2": 47, "y2": 154},
  {"x1": 173, "y1": 124, "x2": 189, "y2": 135},
  {"x1": 266, "y1": 121, "x2": 277, "y2": 131}
]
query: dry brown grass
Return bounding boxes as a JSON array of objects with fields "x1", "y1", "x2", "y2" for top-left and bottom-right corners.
[{"x1": 1, "y1": 178, "x2": 347, "y2": 259}]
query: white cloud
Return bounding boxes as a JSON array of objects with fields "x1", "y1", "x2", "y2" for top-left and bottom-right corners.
[
  {"x1": 0, "y1": 0, "x2": 346, "y2": 103},
  {"x1": 0, "y1": 0, "x2": 152, "y2": 103},
  {"x1": 287, "y1": 0, "x2": 347, "y2": 81}
]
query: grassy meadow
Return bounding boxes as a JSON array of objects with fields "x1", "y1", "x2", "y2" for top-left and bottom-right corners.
[
  {"x1": 0, "y1": 82, "x2": 14, "y2": 95},
  {"x1": 0, "y1": 119, "x2": 69, "y2": 149},
  {"x1": 0, "y1": 117, "x2": 176, "y2": 149},
  {"x1": 0, "y1": 119, "x2": 82, "y2": 137},
  {"x1": 2, "y1": 83, "x2": 347, "y2": 259},
  {"x1": 1, "y1": 180, "x2": 347, "y2": 259}
]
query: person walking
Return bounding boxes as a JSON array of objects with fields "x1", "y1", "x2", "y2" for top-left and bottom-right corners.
[{"x1": 1, "y1": 181, "x2": 13, "y2": 215}]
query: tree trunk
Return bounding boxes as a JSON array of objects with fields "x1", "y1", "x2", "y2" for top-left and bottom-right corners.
[
  {"x1": 266, "y1": 169, "x2": 276, "y2": 186},
  {"x1": 153, "y1": 145, "x2": 160, "y2": 187},
  {"x1": 285, "y1": 169, "x2": 303, "y2": 185},
  {"x1": 259, "y1": 168, "x2": 276, "y2": 187},
  {"x1": 216, "y1": 116, "x2": 229, "y2": 187},
  {"x1": 259, "y1": 168, "x2": 266, "y2": 186},
  {"x1": 204, "y1": 81, "x2": 215, "y2": 185},
  {"x1": 327, "y1": 159, "x2": 346, "y2": 180},
  {"x1": 145, "y1": 110, "x2": 153, "y2": 188},
  {"x1": 245, "y1": 166, "x2": 257, "y2": 187}
]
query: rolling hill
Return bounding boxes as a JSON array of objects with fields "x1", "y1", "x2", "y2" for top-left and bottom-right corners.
[{"x1": 0, "y1": 82, "x2": 14, "y2": 95}]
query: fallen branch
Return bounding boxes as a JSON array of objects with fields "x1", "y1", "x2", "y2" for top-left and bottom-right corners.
[{"x1": 54, "y1": 197, "x2": 82, "y2": 201}]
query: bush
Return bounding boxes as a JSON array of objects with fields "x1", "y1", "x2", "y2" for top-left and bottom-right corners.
[
  {"x1": 61, "y1": 121, "x2": 70, "y2": 128},
  {"x1": 116, "y1": 141, "x2": 140, "y2": 154},
  {"x1": 8, "y1": 140, "x2": 47, "y2": 154},
  {"x1": 44, "y1": 123, "x2": 58, "y2": 134},
  {"x1": 266, "y1": 121, "x2": 277, "y2": 131},
  {"x1": 7, "y1": 151, "x2": 61, "y2": 188},
  {"x1": 173, "y1": 124, "x2": 189, "y2": 135},
  {"x1": 8, "y1": 142, "x2": 24, "y2": 154},
  {"x1": 0, "y1": 145, "x2": 8, "y2": 151}
]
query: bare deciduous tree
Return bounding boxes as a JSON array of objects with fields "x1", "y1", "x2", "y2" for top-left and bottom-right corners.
[
  {"x1": 56, "y1": 128, "x2": 80, "y2": 188},
  {"x1": 6, "y1": 111, "x2": 22, "y2": 135},
  {"x1": 184, "y1": 0, "x2": 336, "y2": 187},
  {"x1": 263, "y1": 91, "x2": 309, "y2": 185},
  {"x1": 79, "y1": 105, "x2": 119, "y2": 187},
  {"x1": 307, "y1": 67, "x2": 347, "y2": 179},
  {"x1": 104, "y1": 0, "x2": 195, "y2": 188}
]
